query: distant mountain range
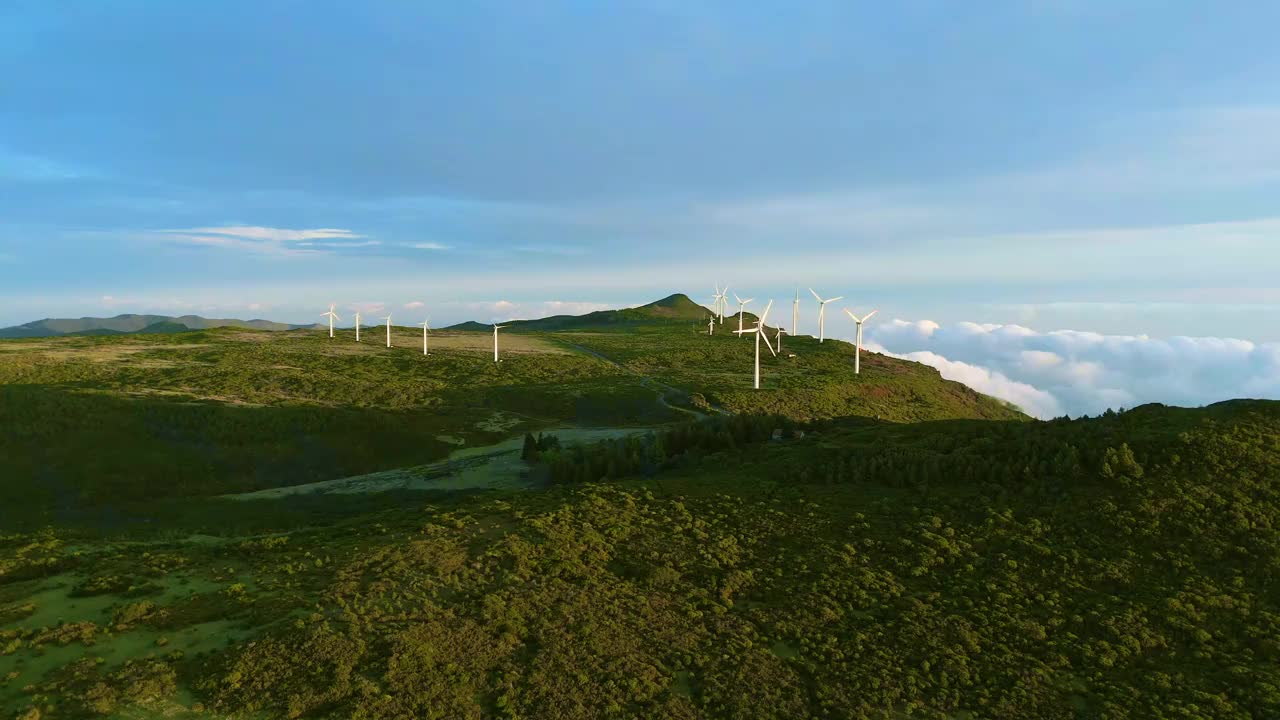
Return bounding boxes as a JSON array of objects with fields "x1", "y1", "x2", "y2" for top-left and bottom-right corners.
[
  {"x1": 445, "y1": 293, "x2": 724, "y2": 331},
  {"x1": 0, "y1": 293, "x2": 721, "y2": 339},
  {"x1": 0, "y1": 314, "x2": 323, "y2": 338}
]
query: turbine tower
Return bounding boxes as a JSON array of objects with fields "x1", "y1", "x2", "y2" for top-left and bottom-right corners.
[
  {"x1": 492, "y1": 324, "x2": 506, "y2": 363},
  {"x1": 792, "y1": 287, "x2": 800, "y2": 337},
  {"x1": 733, "y1": 293, "x2": 754, "y2": 335},
  {"x1": 354, "y1": 311, "x2": 361, "y2": 342},
  {"x1": 419, "y1": 318, "x2": 432, "y2": 355},
  {"x1": 808, "y1": 288, "x2": 844, "y2": 343},
  {"x1": 321, "y1": 304, "x2": 340, "y2": 338},
  {"x1": 382, "y1": 314, "x2": 393, "y2": 348},
  {"x1": 843, "y1": 309, "x2": 879, "y2": 374},
  {"x1": 734, "y1": 299, "x2": 777, "y2": 389}
]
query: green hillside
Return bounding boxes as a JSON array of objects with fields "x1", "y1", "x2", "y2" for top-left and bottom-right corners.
[
  {"x1": 0, "y1": 296, "x2": 1018, "y2": 518},
  {"x1": 137, "y1": 321, "x2": 195, "y2": 334},
  {"x1": 2, "y1": 400, "x2": 1276, "y2": 718},
  {"x1": 0, "y1": 295, "x2": 1274, "y2": 718}
]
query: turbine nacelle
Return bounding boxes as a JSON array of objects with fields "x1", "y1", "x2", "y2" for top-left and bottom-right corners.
[
  {"x1": 419, "y1": 317, "x2": 432, "y2": 355},
  {"x1": 735, "y1": 299, "x2": 777, "y2": 389},
  {"x1": 492, "y1": 324, "x2": 506, "y2": 362},
  {"x1": 842, "y1": 307, "x2": 880, "y2": 375},
  {"x1": 808, "y1": 288, "x2": 844, "y2": 343},
  {"x1": 321, "y1": 304, "x2": 342, "y2": 338},
  {"x1": 844, "y1": 308, "x2": 879, "y2": 325}
]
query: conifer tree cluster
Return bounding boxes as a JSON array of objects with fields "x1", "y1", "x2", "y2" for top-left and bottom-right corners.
[{"x1": 541, "y1": 414, "x2": 797, "y2": 484}]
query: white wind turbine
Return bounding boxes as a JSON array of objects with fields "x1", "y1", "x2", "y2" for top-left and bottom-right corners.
[
  {"x1": 419, "y1": 318, "x2": 432, "y2": 355},
  {"x1": 776, "y1": 326, "x2": 786, "y2": 352},
  {"x1": 707, "y1": 316, "x2": 715, "y2": 336},
  {"x1": 734, "y1": 299, "x2": 777, "y2": 390},
  {"x1": 843, "y1": 308, "x2": 879, "y2": 374},
  {"x1": 719, "y1": 284, "x2": 730, "y2": 323},
  {"x1": 321, "y1": 304, "x2": 340, "y2": 338},
  {"x1": 382, "y1": 314, "x2": 393, "y2": 348},
  {"x1": 733, "y1": 293, "x2": 754, "y2": 334},
  {"x1": 353, "y1": 311, "x2": 361, "y2": 342},
  {"x1": 492, "y1": 324, "x2": 506, "y2": 363},
  {"x1": 792, "y1": 287, "x2": 800, "y2": 337},
  {"x1": 809, "y1": 288, "x2": 844, "y2": 343},
  {"x1": 712, "y1": 284, "x2": 729, "y2": 324}
]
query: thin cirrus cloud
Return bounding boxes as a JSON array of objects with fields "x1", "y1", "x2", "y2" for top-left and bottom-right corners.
[
  {"x1": 864, "y1": 319, "x2": 1280, "y2": 419},
  {"x1": 177, "y1": 226, "x2": 361, "y2": 242},
  {"x1": 151, "y1": 226, "x2": 373, "y2": 255},
  {"x1": 300, "y1": 240, "x2": 381, "y2": 248},
  {"x1": 409, "y1": 242, "x2": 451, "y2": 250}
]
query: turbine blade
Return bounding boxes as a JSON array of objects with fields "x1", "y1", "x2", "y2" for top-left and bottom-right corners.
[
  {"x1": 844, "y1": 308, "x2": 857, "y2": 321},
  {"x1": 829, "y1": 296, "x2": 844, "y2": 303},
  {"x1": 761, "y1": 329, "x2": 777, "y2": 356},
  {"x1": 809, "y1": 288, "x2": 822, "y2": 303},
  {"x1": 864, "y1": 309, "x2": 879, "y2": 321}
]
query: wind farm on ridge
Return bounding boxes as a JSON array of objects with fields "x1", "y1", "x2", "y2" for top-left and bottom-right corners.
[{"x1": 326, "y1": 284, "x2": 882, "y2": 391}]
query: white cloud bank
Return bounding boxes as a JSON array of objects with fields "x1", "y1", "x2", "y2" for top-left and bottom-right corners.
[{"x1": 865, "y1": 320, "x2": 1280, "y2": 419}]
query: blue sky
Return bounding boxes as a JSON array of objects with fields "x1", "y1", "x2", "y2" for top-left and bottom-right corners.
[{"x1": 3, "y1": 1, "x2": 1280, "y2": 343}]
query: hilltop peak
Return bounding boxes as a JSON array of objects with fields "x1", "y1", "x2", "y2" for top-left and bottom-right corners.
[
  {"x1": 643, "y1": 293, "x2": 697, "y2": 308},
  {"x1": 636, "y1": 293, "x2": 708, "y2": 319}
]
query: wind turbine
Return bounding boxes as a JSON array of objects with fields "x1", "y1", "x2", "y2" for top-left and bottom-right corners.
[
  {"x1": 382, "y1": 314, "x2": 393, "y2": 348},
  {"x1": 734, "y1": 299, "x2": 777, "y2": 390},
  {"x1": 492, "y1": 324, "x2": 507, "y2": 362},
  {"x1": 843, "y1": 309, "x2": 879, "y2": 374},
  {"x1": 776, "y1": 326, "x2": 786, "y2": 352},
  {"x1": 707, "y1": 316, "x2": 715, "y2": 336},
  {"x1": 353, "y1": 311, "x2": 361, "y2": 342},
  {"x1": 718, "y1": 284, "x2": 730, "y2": 323},
  {"x1": 792, "y1": 288, "x2": 800, "y2": 337},
  {"x1": 733, "y1": 293, "x2": 754, "y2": 334},
  {"x1": 809, "y1": 288, "x2": 844, "y2": 343},
  {"x1": 321, "y1": 304, "x2": 340, "y2": 338},
  {"x1": 419, "y1": 318, "x2": 432, "y2": 355}
]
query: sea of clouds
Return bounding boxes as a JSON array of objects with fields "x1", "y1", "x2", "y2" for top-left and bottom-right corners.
[{"x1": 864, "y1": 320, "x2": 1280, "y2": 419}]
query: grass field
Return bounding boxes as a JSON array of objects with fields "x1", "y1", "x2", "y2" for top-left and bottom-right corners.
[
  {"x1": 0, "y1": 307, "x2": 1020, "y2": 521},
  {"x1": 0, "y1": 326, "x2": 677, "y2": 521}
]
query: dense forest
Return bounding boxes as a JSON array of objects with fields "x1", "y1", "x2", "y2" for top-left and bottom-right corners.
[{"x1": 3, "y1": 399, "x2": 1277, "y2": 718}]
